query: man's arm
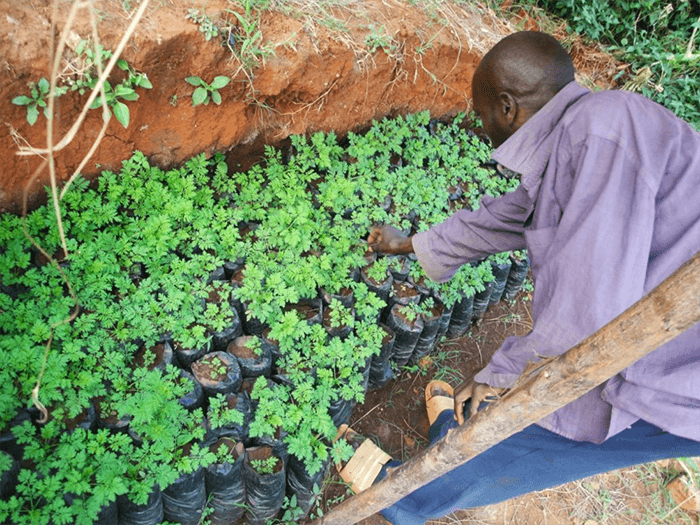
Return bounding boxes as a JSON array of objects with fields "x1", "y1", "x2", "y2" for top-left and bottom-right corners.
[{"x1": 369, "y1": 184, "x2": 534, "y2": 281}]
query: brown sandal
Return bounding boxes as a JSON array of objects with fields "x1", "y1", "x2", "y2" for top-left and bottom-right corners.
[
  {"x1": 425, "y1": 380, "x2": 454, "y2": 426},
  {"x1": 334, "y1": 424, "x2": 392, "y2": 493}
]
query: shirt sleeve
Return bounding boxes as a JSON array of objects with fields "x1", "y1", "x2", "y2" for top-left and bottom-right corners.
[
  {"x1": 473, "y1": 136, "x2": 657, "y2": 441},
  {"x1": 412, "y1": 184, "x2": 533, "y2": 282}
]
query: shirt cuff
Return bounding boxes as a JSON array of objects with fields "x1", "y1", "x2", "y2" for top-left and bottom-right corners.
[
  {"x1": 473, "y1": 367, "x2": 521, "y2": 389},
  {"x1": 412, "y1": 230, "x2": 456, "y2": 283}
]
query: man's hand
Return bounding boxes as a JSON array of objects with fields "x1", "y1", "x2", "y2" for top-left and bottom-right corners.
[
  {"x1": 454, "y1": 380, "x2": 507, "y2": 425},
  {"x1": 367, "y1": 225, "x2": 414, "y2": 255}
]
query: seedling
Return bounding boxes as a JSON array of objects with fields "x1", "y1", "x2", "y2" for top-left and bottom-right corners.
[
  {"x1": 185, "y1": 75, "x2": 231, "y2": 106},
  {"x1": 185, "y1": 9, "x2": 220, "y2": 41},
  {"x1": 11, "y1": 77, "x2": 66, "y2": 126},
  {"x1": 250, "y1": 456, "x2": 278, "y2": 474}
]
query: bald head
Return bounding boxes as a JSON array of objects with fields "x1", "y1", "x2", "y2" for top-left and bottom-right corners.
[{"x1": 472, "y1": 31, "x2": 575, "y2": 147}]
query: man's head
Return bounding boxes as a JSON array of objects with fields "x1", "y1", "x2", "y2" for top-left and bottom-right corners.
[{"x1": 473, "y1": 31, "x2": 575, "y2": 148}]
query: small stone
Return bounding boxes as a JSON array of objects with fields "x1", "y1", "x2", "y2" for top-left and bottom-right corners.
[
  {"x1": 583, "y1": 520, "x2": 598, "y2": 525},
  {"x1": 403, "y1": 435, "x2": 415, "y2": 448}
]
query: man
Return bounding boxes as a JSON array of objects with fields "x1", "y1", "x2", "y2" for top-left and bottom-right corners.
[{"x1": 365, "y1": 31, "x2": 700, "y2": 524}]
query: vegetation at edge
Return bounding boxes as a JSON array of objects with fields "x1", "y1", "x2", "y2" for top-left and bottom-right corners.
[{"x1": 0, "y1": 110, "x2": 521, "y2": 524}]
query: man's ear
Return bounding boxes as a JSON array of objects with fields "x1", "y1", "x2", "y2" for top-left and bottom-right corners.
[{"x1": 499, "y1": 92, "x2": 518, "y2": 127}]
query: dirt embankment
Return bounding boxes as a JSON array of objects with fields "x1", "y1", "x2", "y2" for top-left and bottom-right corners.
[{"x1": 1, "y1": 0, "x2": 516, "y2": 214}]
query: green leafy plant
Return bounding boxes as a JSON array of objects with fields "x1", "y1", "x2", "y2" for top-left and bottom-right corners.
[
  {"x1": 11, "y1": 78, "x2": 66, "y2": 126},
  {"x1": 208, "y1": 394, "x2": 245, "y2": 429},
  {"x1": 251, "y1": 456, "x2": 279, "y2": 475},
  {"x1": 365, "y1": 24, "x2": 396, "y2": 54},
  {"x1": 185, "y1": 75, "x2": 231, "y2": 106},
  {"x1": 185, "y1": 8, "x2": 220, "y2": 41}
]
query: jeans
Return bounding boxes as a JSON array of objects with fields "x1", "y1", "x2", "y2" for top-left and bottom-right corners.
[{"x1": 379, "y1": 408, "x2": 700, "y2": 525}]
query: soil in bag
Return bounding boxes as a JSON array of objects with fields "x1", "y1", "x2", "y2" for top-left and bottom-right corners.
[
  {"x1": 172, "y1": 336, "x2": 211, "y2": 372},
  {"x1": 243, "y1": 446, "x2": 286, "y2": 525},
  {"x1": 489, "y1": 259, "x2": 513, "y2": 305},
  {"x1": 360, "y1": 260, "x2": 393, "y2": 304},
  {"x1": 227, "y1": 335, "x2": 272, "y2": 378},
  {"x1": 177, "y1": 369, "x2": 206, "y2": 411},
  {"x1": 205, "y1": 392, "x2": 253, "y2": 443},
  {"x1": 434, "y1": 293, "x2": 453, "y2": 343},
  {"x1": 162, "y1": 466, "x2": 206, "y2": 525},
  {"x1": 471, "y1": 280, "x2": 494, "y2": 322},
  {"x1": 117, "y1": 483, "x2": 164, "y2": 525},
  {"x1": 386, "y1": 303, "x2": 424, "y2": 366},
  {"x1": 205, "y1": 439, "x2": 246, "y2": 525},
  {"x1": 446, "y1": 293, "x2": 474, "y2": 339},
  {"x1": 503, "y1": 253, "x2": 530, "y2": 300},
  {"x1": 410, "y1": 300, "x2": 443, "y2": 364},
  {"x1": 286, "y1": 453, "x2": 330, "y2": 516},
  {"x1": 283, "y1": 297, "x2": 323, "y2": 326},
  {"x1": 191, "y1": 351, "x2": 243, "y2": 397},
  {"x1": 368, "y1": 323, "x2": 395, "y2": 391}
]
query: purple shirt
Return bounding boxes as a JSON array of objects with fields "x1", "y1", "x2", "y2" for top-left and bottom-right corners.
[{"x1": 413, "y1": 81, "x2": 700, "y2": 443}]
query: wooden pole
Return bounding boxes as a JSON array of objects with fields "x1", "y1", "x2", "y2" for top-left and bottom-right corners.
[{"x1": 314, "y1": 250, "x2": 700, "y2": 525}]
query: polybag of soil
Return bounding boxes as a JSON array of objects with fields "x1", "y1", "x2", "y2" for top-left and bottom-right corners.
[
  {"x1": 205, "y1": 439, "x2": 246, "y2": 525},
  {"x1": 172, "y1": 338, "x2": 211, "y2": 372},
  {"x1": 286, "y1": 453, "x2": 330, "y2": 516},
  {"x1": 446, "y1": 293, "x2": 474, "y2": 339},
  {"x1": 243, "y1": 446, "x2": 286, "y2": 525},
  {"x1": 434, "y1": 297, "x2": 453, "y2": 343},
  {"x1": 242, "y1": 305, "x2": 269, "y2": 336},
  {"x1": 283, "y1": 297, "x2": 323, "y2": 326},
  {"x1": 162, "y1": 467, "x2": 206, "y2": 525},
  {"x1": 205, "y1": 392, "x2": 253, "y2": 443},
  {"x1": 386, "y1": 303, "x2": 424, "y2": 366},
  {"x1": 209, "y1": 306, "x2": 244, "y2": 352},
  {"x1": 471, "y1": 280, "x2": 494, "y2": 322},
  {"x1": 117, "y1": 484, "x2": 164, "y2": 525},
  {"x1": 360, "y1": 263, "x2": 393, "y2": 303},
  {"x1": 228, "y1": 335, "x2": 272, "y2": 379},
  {"x1": 503, "y1": 253, "x2": 530, "y2": 300},
  {"x1": 385, "y1": 280, "x2": 421, "y2": 315},
  {"x1": 387, "y1": 255, "x2": 411, "y2": 282},
  {"x1": 177, "y1": 370, "x2": 205, "y2": 411},
  {"x1": 328, "y1": 395, "x2": 356, "y2": 427},
  {"x1": 368, "y1": 323, "x2": 396, "y2": 390},
  {"x1": 410, "y1": 303, "x2": 443, "y2": 364},
  {"x1": 321, "y1": 286, "x2": 355, "y2": 309},
  {"x1": 191, "y1": 351, "x2": 243, "y2": 397},
  {"x1": 488, "y1": 259, "x2": 513, "y2": 305},
  {"x1": 0, "y1": 450, "x2": 19, "y2": 500}
]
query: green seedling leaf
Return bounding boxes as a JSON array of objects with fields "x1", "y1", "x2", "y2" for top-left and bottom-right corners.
[
  {"x1": 117, "y1": 59, "x2": 129, "y2": 71},
  {"x1": 211, "y1": 90, "x2": 222, "y2": 105},
  {"x1": 112, "y1": 101, "x2": 130, "y2": 128},
  {"x1": 26, "y1": 104, "x2": 39, "y2": 126},
  {"x1": 12, "y1": 96, "x2": 33, "y2": 106},
  {"x1": 114, "y1": 84, "x2": 136, "y2": 98},
  {"x1": 37, "y1": 77, "x2": 50, "y2": 94},
  {"x1": 136, "y1": 76, "x2": 153, "y2": 89},
  {"x1": 185, "y1": 76, "x2": 204, "y2": 87},
  {"x1": 210, "y1": 76, "x2": 230, "y2": 90},
  {"x1": 192, "y1": 86, "x2": 208, "y2": 106},
  {"x1": 90, "y1": 96, "x2": 104, "y2": 110}
]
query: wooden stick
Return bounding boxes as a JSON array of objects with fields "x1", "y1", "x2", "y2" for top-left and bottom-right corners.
[{"x1": 314, "y1": 250, "x2": 700, "y2": 525}]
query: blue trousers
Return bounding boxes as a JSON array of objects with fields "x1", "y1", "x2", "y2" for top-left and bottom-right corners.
[{"x1": 379, "y1": 409, "x2": 700, "y2": 525}]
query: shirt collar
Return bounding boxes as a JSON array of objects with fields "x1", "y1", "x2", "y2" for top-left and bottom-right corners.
[{"x1": 491, "y1": 81, "x2": 591, "y2": 193}]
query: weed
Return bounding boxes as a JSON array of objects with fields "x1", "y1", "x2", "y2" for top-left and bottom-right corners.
[
  {"x1": 185, "y1": 8, "x2": 220, "y2": 41},
  {"x1": 11, "y1": 78, "x2": 66, "y2": 126},
  {"x1": 365, "y1": 24, "x2": 396, "y2": 54},
  {"x1": 185, "y1": 75, "x2": 231, "y2": 106}
]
